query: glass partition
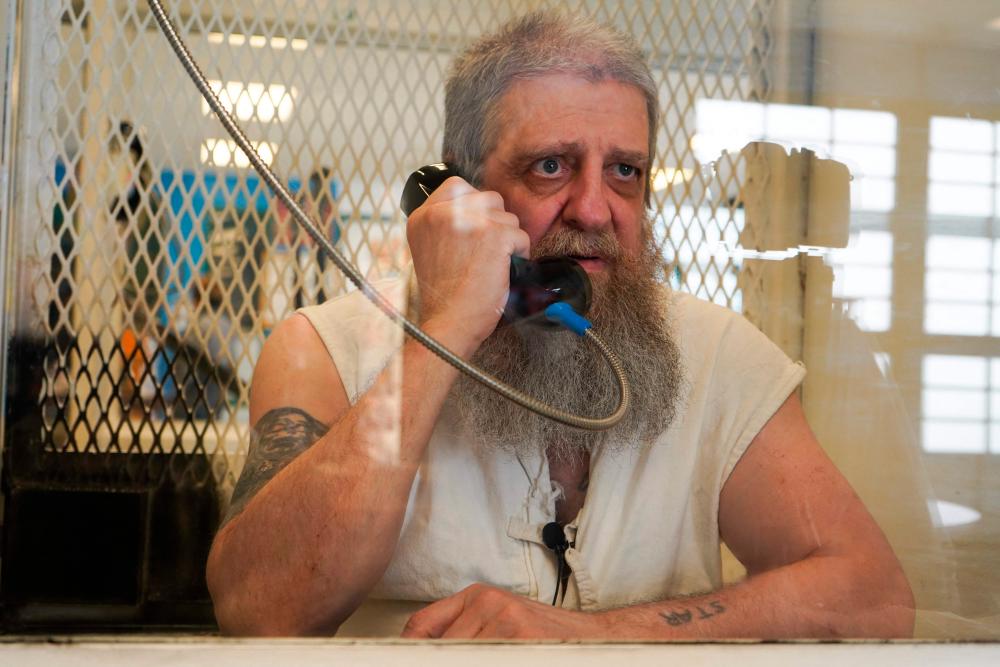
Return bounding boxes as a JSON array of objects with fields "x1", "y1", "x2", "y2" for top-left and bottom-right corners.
[{"x1": 1, "y1": 0, "x2": 998, "y2": 640}]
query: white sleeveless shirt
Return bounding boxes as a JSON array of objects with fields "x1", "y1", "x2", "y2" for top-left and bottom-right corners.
[{"x1": 298, "y1": 275, "x2": 804, "y2": 635}]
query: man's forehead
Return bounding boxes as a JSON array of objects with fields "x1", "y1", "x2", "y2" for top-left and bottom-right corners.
[{"x1": 490, "y1": 74, "x2": 650, "y2": 160}]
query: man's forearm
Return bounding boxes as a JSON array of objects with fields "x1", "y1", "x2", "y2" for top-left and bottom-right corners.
[
  {"x1": 207, "y1": 329, "x2": 469, "y2": 636},
  {"x1": 599, "y1": 551, "x2": 914, "y2": 639}
]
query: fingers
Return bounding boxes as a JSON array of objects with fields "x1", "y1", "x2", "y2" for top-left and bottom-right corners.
[
  {"x1": 421, "y1": 187, "x2": 517, "y2": 234},
  {"x1": 510, "y1": 224, "x2": 531, "y2": 259},
  {"x1": 416, "y1": 176, "x2": 512, "y2": 225},
  {"x1": 424, "y1": 175, "x2": 478, "y2": 203},
  {"x1": 427, "y1": 177, "x2": 513, "y2": 217},
  {"x1": 402, "y1": 584, "x2": 531, "y2": 640},
  {"x1": 401, "y1": 583, "x2": 602, "y2": 641},
  {"x1": 440, "y1": 605, "x2": 489, "y2": 639},
  {"x1": 401, "y1": 590, "x2": 468, "y2": 638}
]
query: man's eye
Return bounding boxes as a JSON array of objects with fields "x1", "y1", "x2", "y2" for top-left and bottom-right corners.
[
  {"x1": 615, "y1": 163, "x2": 638, "y2": 179},
  {"x1": 538, "y1": 158, "x2": 561, "y2": 175}
]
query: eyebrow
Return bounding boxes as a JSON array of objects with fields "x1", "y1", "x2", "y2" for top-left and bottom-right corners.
[
  {"x1": 509, "y1": 141, "x2": 585, "y2": 169},
  {"x1": 607, "y1": 149, "x2": 650, "y2": 170}
]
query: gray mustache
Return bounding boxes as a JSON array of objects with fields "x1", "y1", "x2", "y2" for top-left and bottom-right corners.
[{"x1": 531, "y1": 230, "x2": 624, "y2": 261}]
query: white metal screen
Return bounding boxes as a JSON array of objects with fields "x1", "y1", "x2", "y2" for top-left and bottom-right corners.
[{"x1": 4, "y1": 0, "x2": 773, "y2": 498}]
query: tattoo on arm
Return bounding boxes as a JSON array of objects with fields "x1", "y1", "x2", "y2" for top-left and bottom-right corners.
[
  {"x1": 659, "y1": 600, "x2": 726, "y2": 627},
  {"x1": 222, "y1": 407, "x2": 330, "y2": 526}
]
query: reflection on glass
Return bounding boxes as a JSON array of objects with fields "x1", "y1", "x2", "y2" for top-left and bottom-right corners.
[
  {"x1": 920, "y1": 354, "x2": 1000, "y2": 454},
  {"x1": 929, "y1": 499, "x2": 982, "y2": 528},
  {"x1": 830, "y1": 230, "x2": 893, "y2": 332},
  {"x1": 695, "y1": 100, "x2": 897, "y2": 212},
  {"x1": 928, "y1": 117, "x2": 999, "y2": 218},
  {"x1": 6, "y1": 0, "x2": 1000, "y2": 645},
  {"x1": 924, "y1": 235, "x2": 993, "y2": 336}
]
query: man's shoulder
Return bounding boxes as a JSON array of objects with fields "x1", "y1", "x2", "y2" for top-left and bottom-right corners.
[
  {"x1": 298, "y1": 272, "x2": 413, "y2": 335},
  {"x1": 665, "y1": 289, "x2": 785, "y2": 373},
  {"x1": 294, "y1": 272, "x2": 412, "y2": 402}
]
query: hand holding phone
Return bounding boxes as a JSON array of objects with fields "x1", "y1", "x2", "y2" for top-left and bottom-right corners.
[
  {"x1": 401, "y1": 164, "x2": 592, "y2": 330},
  {"x1": 402, "y1": 165, "x2": 530, "y2": 346}
]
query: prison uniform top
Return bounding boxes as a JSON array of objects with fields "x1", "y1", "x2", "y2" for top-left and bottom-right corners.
[{"x1": 298, "y1": 273, "x2": 805, "y2": 636}]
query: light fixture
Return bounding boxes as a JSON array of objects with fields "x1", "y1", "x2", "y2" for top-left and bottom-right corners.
[
  {"x1": 206, "y1": 31, "x2": 308, "y2": 51},
  {"x1": 200, "y1": 138, "x2": 277, "y2": 169},
  {"x1": 202, "y1": 80, "x2": 297, "y2": 122}
]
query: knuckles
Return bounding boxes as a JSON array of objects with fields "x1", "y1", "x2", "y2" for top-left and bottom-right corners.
[
  {"x1": 436, "y1": 175, "x2": 476, "y2": 199},
  {"x1": 407, "y1": 198, "x2": 518, "y2": 252},
  {"x1": 477, "y1": 189, "x2": 506, "y2": 211},
  {"x1": 465, "y1": 584, "x2": 525, "y2": 622},
  {"x1": 464, "y1": 582, "x2": 501, "y2": 602},
  {"x1": 406, "y1": 184, "x2": 507, "y2": 236},
  {"x1": 493, "y1": 600, "x2": 526, "y2": 626}
]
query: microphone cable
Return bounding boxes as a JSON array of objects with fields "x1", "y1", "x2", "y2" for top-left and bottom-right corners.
[{"x1": 542, "y1": 521, "x2": 571, "y2": 605}]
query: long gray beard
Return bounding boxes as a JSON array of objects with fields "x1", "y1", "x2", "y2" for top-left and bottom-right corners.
[{"x1": 447, "y1": 228, "x2": 684, "y2": 462}]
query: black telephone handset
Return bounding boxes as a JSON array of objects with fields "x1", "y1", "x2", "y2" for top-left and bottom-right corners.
[{"x1": 401, "y1": 163, "x2": 592, "y2": 328}]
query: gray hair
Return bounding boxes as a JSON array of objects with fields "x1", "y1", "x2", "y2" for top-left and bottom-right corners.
[{"x1": 442, "y1": 11, "x2": 659, "y2": 204}]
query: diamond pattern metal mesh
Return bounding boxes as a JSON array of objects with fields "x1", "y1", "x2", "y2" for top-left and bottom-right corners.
[{"x1": 7, "y1": 0, "x2": 773, "y2": 497}]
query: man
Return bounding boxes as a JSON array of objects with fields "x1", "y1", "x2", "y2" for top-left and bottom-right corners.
[{"x1": 206, "y1": 11, "x2": 914, "y2": 638}]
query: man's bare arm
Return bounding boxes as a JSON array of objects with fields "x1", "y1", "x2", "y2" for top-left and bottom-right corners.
[
  {"x1": 206, "y1": 177, "x2": 530, "y2": 637},
  {"x1": 221, "y1": 407, "x2": 330, "y2": 527},
  {"x1": 206, "y1": 313, "x2": 473, "y2": 636}
]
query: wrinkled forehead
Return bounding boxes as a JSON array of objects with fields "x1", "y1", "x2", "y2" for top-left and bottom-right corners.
[{"x1": 487, "y1": 74, "x2": 650, "y2": 152}]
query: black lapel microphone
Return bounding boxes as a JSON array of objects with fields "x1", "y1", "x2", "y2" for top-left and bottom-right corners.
[{"x1": 542, "y1": 521, "x2": 571, "y2": 606}]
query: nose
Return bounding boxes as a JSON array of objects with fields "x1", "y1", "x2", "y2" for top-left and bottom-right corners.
[{"x1": 562, "y1": 166, "x2": 612, "y2": 233}]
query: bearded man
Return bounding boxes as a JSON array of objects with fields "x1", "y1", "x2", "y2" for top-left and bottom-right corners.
[{"x1": 206, "y1": 11, "x2": 914, "y2": 639}]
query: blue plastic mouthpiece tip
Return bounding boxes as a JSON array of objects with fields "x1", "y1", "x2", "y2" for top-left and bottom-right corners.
[{"x1": 544, "y1": 301, "x2": 592, "y2": 336}]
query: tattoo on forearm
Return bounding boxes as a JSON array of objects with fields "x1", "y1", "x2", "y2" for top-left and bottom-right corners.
[
  {"x1": 221, "y1": 407, "x2": 330, "y2": 526},
  {"x1": 659, "y1": 600, "x2": 726, "y2": 627}
]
